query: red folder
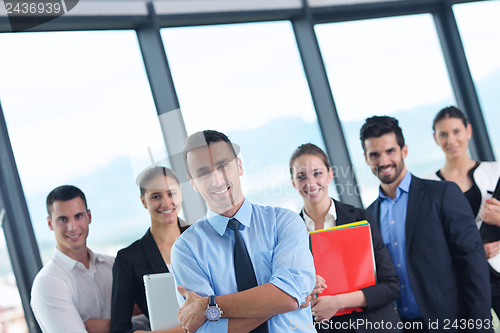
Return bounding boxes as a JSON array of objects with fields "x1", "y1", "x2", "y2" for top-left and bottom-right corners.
[{"x1": 309, "y1": 221, "x2": 376, "y2": 316}]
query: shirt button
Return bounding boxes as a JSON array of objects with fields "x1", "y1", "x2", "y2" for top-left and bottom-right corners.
[
  {"x1": 404, "y1": 307, "x2": 408, "y2": 311},
  {"x1": 392, "y1": 201, "x2": 395, "y2": 204},
  {"x1": 401, "y1": 285, "x2": 405, "y2": 289},
  {"x1": 391, "y1": 220, "x2": 395, "y2": 224},
  {"x1": 397, "y1": 264, "x2": 401, "y2": 267},
  {"x1": 394, "y1": 242, "x2": 398, "y2": 246}
]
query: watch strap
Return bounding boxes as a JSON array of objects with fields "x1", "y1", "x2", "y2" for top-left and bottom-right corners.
[{"x1": 208, "y1": 295, "x2": 216, "y2": 306}]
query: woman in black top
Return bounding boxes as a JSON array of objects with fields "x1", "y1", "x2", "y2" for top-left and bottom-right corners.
[
  {"x1": 289, "y1": 143, "x2": 400, "y2": 333},
  {"x1": 110, "y1": 166, "x2": 187, "y2": 333}
]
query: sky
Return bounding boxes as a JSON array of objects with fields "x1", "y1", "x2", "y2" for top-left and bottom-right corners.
[
  {"x1": 315, "y1": 14, "x2": 454, "y2": 119},
  {"x1": 0, "y1": 31, "x2": 168, "y2": 195}
]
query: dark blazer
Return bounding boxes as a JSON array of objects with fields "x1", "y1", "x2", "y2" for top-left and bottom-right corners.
[
  {"x1": 367, "y1": 175, "x2": 492, "y2": 332},
  {"x1": 110, "y1": 221, "x2": 188, "y2": 333},
  {"x1": 301, "y1": 199, "x2": 401, "y2": 333}
]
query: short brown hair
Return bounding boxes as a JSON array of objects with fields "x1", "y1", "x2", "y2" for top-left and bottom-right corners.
[
  {"x1": 46, "y1": 185, "x2": 87, "y2": 217},
  {"x1": 182, "y1": 130, "x2": 238, "y2": 178}
]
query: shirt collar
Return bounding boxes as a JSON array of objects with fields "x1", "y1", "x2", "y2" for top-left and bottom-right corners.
[
  {"x1": 379, "y1": 171, "x2": 412, "y2": 201},
  {"x1": 206, "y1": 198, "x2": 252, "y2": 236},
  {"x1": 52, "y1": 247, "x2": 101, "y2": 271},
  {"x1": 303, "y1": 198, "x2": 336, "y2": 230}
]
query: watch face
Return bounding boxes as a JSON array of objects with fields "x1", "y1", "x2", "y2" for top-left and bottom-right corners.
[{"x1": 206, "y1": 307, "x2": 221, "y2": 321}]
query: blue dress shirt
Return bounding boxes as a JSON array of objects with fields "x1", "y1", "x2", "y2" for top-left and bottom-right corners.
[
  {"x1": 378, "y1": 172, "x2": 422, "y2": 319},
  {"x1": 171, "y1": 199, "x2": 317, "y2": 332}
]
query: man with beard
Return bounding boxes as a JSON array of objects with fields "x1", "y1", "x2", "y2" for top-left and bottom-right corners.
[
  {"x1": 360, "y1": 116, "x2": 492, "y2": 333},
  {"x1": 171, "y1": 130, "x2": 316, "y2": 333}
]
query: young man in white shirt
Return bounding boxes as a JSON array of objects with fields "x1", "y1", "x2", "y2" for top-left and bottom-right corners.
[{"x1": 31, "y1": 185, "x2": 115, "y2": 333}]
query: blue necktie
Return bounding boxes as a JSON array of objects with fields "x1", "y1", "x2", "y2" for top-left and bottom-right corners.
[{"x1": 227, "y1": 218, "x2": 269, "y2": 333}]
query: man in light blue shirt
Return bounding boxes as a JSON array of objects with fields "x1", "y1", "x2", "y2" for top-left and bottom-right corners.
[{"x1": 171, "y1": 130, "x2": 316, "y2": 333}]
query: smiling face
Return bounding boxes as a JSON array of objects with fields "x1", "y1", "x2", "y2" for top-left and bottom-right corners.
[
  {"x1": 186, "y1": 141, "x2": 244, "y2": 217},
  {"x1": 141, "y1": 175, "x2": 182, "y2": 227},
  {"x1": 48, "y1": 197, "x2": 91, "y2": 258},
  {"x1": 364, "y1": 132, "x2": 408, "y2": 185},
  {"x1": 433, "y1": 117, "x2": 471, "y2": 159},
  {"x1": 291, "y1": 154, "x2": 333, "y2": 206}
]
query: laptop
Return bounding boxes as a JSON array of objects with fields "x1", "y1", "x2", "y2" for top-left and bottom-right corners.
[{"x1": 143, "y1": 272, "x2": 180, "y2": 330}]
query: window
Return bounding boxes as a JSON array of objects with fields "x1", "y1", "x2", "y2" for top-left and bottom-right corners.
[
  {"x1": 0, "y1": 31, "x2": 166, "y2": 262},
  {"x1": 161, "y1": 21, "x2": 337, "y2": 212},
  {"x1": 315, "y1": 14, "x2": 456, "y2": 205},
  {"x1": 0, "y1": 230, "x2": 28, "y2": 333},
  {"x1": 454, "y1": 0, "x2": 500, "y2": 159}
]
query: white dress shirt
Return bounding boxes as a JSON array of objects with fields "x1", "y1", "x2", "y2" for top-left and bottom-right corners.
[
  {"x1": 303, "y1": 198, "x2": 337, "y2": 232},
  {"x1": 31, "y1": 247, "x2": 114, "y2": 333}
]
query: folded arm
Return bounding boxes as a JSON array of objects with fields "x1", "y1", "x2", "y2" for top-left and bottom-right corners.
[
  {"x1": 442, "y1": 182, "x2": 492, "y2": 325},
  {"x1": 84, "y1": 319, "x2": 111, "y2": 333},
  {"x1": 31, "y1": 275, "x2": 89, "y2": 333},
  {"x1": 172, "y1": 210, "x2": 315, "y2": 332}
]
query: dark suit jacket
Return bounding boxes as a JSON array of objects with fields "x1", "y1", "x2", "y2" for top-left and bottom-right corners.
[
  {"x1": 110, "y1": 222, "x2": 188, "y2": 333},
  {"x1": 367, "y1": 175, "x2": 492, "y2": 332},
  {"x1": 301, "y1": 199, "x2": 401, "y2": 333}
]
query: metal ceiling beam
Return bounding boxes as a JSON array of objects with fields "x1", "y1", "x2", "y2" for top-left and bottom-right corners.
[
  {"x1": 0, "y1": 0, "x2": 489, "y2": 32},
  {"x1": 135, "y1": 3, "x2": 207, "y2": 223},
  {"x1": 0, "y1": 15, "x2": 149, "y2": 33},
  {"x1": 310, "y1": 0, "x2": 440, "y2": 24},
  {"x1": 292, "y1": 0, "x2": 363, "y2": 208}
]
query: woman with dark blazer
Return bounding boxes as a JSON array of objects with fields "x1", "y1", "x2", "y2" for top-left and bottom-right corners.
[
  {"x1": 289, "y1": 143, "x2": 401, "y2": 333},
  {"x1": 110, "y1": 166, "x2": 187, "y2": 333}
]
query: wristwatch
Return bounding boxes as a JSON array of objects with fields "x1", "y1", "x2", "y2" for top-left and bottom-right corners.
[{"x1": 205, "y1": 295, "x2": 223, "y2": 321}]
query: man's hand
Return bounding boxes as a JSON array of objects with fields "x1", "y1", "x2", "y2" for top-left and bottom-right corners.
[
  {"x1": 300, "y1": 295, "x2": 312, "y2": 309},
  {"x1": 480, "y1": 198, "x2": 500, "y2": 227},
  {"x1": 177, "y1": 285, "x2": 208, "y2": 333},
  {"x1": 84, "y1": 319, "x2": 110, "y2": 333},
  {"x1": 484, "y1": 240, "x2": 500, "y2": 259}
]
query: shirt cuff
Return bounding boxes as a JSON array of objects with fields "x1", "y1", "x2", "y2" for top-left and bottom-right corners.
[
  {"x1": 269, "y1": 268, "x2": 310, "y2": 307},
  {"x1": 195, "y1": 318, "x2": 229, "y2": 332}
]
